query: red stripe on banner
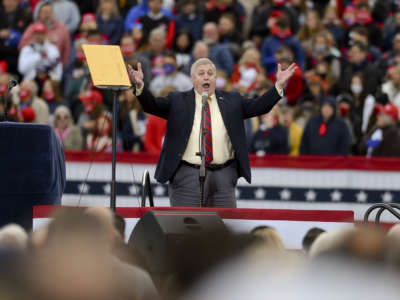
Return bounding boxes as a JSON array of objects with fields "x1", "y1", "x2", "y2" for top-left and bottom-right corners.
[
  {"x1": 153, "y1": 212, "x2": 219, "y2": 216},
  {"x1": 33, "y1": 206, "x2": 354, "y2": 222},
  {"x1": 64, "y1": 151, "x2": 400, "y2": 171},
  {"x1": 33, "y1": 205, "x2": 61, "y2": 218},
  {"x1": 249, "y1": 154, "x2": 400, "y2": 171}
]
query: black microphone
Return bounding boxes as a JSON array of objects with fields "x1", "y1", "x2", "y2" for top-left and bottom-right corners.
[
  {"x1": 2, "y1": 79, "x2": 18, "y2": 121},
  {"x1": 7, "y1": 79, "x2": 18, "y2": 91},
  {"x1": 201, "y1": 92, "x2": 208, "y2": 103}
]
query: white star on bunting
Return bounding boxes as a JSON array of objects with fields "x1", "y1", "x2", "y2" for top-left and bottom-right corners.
[
  {"x1": 330, "y1": 190, "x2": 342, "y2": 202},
  {"x1": 381, "y1": 191, "x2": 393, "y2": 203},
  {"x1": 254, "y1": 188, "x2": 266, "y2": 199},
  {"x1": 128, "y1": 184, "x2": 138, "y2": 196},
  {"x1": 78, "y1": 183, "x2": 89, "y2": 194},
  {"x1": 305, "y1": 190, "x2": 316, "y2": 202},
  {"x1": 355, "y1": 190, "x2": 368, "y2": 203},
  {"x1": 280, "y1": 188, "x2": 291, "y2": 201},
  {"x1": 103, "y1": 183, "x2": 111, "y2": 195},
  {"x1": 154, "y1": 185, "x2": 166, "y2": 196}
]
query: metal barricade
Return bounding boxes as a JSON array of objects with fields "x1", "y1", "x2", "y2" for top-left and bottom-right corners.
[{"x1": 363, "y1": 203, "x2": 400, "y2": 227}]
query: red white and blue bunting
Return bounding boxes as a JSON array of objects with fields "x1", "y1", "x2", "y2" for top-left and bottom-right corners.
[{"x1": 62, "y1": 152, "x2": 400, "y2": 221}]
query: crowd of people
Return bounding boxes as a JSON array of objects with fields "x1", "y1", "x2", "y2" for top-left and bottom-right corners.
[
  {"x1": 1, "y1": 0, "x2": 400, "y2": 157},
  {"x1": 0, "y1": 206, "x2": 400, "y2": 299}
]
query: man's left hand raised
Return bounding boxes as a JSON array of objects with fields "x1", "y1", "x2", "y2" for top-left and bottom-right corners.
[{"x1": 276, "y1": 63, "x2": 297, "y2": 91}]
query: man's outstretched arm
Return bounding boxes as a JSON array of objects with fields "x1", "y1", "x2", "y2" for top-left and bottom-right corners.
[
  {"x1": 242, "y1": 63, "x2": 297, "y2": 118},
  {"x1": 128, "y1": 63, "x2": 171, "y2": 119}
]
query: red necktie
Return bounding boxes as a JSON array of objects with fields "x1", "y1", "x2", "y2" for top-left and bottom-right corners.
[{"x1": 203, "y1": 100, "x2": 213, "y2": 166}]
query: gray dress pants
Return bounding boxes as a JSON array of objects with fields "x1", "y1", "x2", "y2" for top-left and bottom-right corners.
[{"x1": 169, "y1": 161, "x2": 238, "y2": 208}]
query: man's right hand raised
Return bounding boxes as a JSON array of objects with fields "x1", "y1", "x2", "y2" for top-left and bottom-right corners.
[{"x1": 127, "y1": 63, "x2": 144, "y2": 91}]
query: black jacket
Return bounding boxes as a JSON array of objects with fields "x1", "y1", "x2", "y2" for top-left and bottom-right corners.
[
  {"x1": 300, "y1": 114, "x2": 351, "y2": 155},
  {"x1": 251, "y1": 124, "x2": 289, "y2": 155},
  {"x1": 0, "y1": 4, "x2": 32, "y2": 73},
  {"x1": 0, "y1": 4, "x2": 32, "y2": 33},
  {"x1": 137, "y1": 87, "x2": 281, "y2": 183}
]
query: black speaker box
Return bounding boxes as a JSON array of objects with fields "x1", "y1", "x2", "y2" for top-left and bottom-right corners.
[{"x1": 128, "y1": 210, "x2": 227, "y2": 274}]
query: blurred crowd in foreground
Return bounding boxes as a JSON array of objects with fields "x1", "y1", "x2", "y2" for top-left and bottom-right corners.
[
  {"x1": 0, "y1": 0, "x2": 400, "y2": 157},
  {"x1": 1, "y1": 206, "x2": 400, "y2": 300}
]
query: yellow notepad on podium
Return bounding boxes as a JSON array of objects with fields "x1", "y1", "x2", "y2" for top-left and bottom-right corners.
[{"x1": 82, "y1": 44, "x2": 131, "y2": 89}]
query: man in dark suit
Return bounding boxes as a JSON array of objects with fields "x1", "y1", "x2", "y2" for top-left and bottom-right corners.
[{"x1": 128, "y1": 58, "x2": 296, "y2": 207}]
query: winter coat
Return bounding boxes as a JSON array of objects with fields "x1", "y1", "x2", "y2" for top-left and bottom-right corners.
[
  {"x1": 18, "y1": 20, "x2": 71, "y2": 66},
  {"x1": 300, "y1": 114, "x2": 351, "y2": 155},
  {"x1": 251, "y1": 124, "x2": 289, "y2": 155},
  {"x1": 261, "y1": 34, "x2": 305, "y2": 74},
  {"x1": 18, "y1": 40, "x2": 63, "y2": 81},
  {"x1": 97, "y1": 15, "x2": 124, "y2": 45},
  {"x1": 365, "y1": 125, "x2": 400, "y2": 157}
]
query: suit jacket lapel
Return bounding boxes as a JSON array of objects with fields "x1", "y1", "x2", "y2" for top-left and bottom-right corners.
[
  {"x1": 216, "y1": 90, "x2": 232, "y2": 134},
  {"x1": 186, "y1": 89, "x2": 196, "y2": 132},
  {"x1": 216, "y1": 90, "x2": 227, "y2": 121}
]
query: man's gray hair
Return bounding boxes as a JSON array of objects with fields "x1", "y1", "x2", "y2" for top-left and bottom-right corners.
[{"x1": 190, "y1": 58, "x2": 216, "y2": 76}]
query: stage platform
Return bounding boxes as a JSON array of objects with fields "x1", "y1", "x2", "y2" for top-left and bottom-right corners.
[{"x1": 33, "y1": 206, "x2": 354, "y2": 249}]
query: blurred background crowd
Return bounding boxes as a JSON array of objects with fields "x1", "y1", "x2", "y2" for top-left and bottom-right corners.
[{"x1": 0, "y1": 0, "x2": 400, "y2": 157}]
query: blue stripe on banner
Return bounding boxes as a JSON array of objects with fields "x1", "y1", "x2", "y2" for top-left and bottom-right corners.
[{"x1": 64, "y1": 181, "x2": 400, "y2": 203}]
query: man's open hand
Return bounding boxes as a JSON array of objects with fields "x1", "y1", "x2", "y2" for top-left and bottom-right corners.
[
  {"x1": 127, "y1": 63, "x2": 144, "y2": 90},
  {"x1": 276, "y1": 63, "x2": 297, "y2": 91}
]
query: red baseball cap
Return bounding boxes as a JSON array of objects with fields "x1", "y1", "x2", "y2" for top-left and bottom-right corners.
[
  {"x1": 378, "y1": 103, "x2": 399, "y2": 122},
  {"x1": 82, "y1": 13, "x2": 97, "y2": 24},
  {"x1": 79, "y1": 89, "x2": 103, "y2": 104},
  {"x1": 21, "y1": 106, "x2": 36, "y2": 122},
  {"x1": 32, "y1": 22, "x2": 47, "y2": 33}
]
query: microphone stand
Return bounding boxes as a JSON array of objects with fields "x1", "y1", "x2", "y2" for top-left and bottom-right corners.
[
  {"x1": 110, "y1": 89, "x2": 119, "y2": 212},
  {"x1": 97, "y1": 86, "x2": 130, "y2": 212},
  {"x1": 196, "y1": 95, "x2": 207, "y2": 207}
]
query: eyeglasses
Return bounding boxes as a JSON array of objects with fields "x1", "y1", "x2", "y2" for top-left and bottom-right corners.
[{"x1": 56, "y1": 115, "x2": 69, "y2": 120}]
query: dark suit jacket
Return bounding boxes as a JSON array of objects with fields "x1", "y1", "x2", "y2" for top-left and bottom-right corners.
[{"x1": 137, "y1": 87, "x2": 282, "y2": 183}]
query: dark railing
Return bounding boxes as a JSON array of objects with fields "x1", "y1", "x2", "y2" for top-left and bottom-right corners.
[
  {"x1": 141, "y1": 170, "x2": 154, "y2": 207},
  {"x1": 363, "y1": 203, "x2": 400, "y2": 227}
]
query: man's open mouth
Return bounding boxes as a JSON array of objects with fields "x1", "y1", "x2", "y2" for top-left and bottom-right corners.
[{"x1": 203, "y1": 83, "x2": 210, "y2": 88}]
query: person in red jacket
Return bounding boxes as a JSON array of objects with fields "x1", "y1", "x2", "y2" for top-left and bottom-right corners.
[
  {"x1": 268, "y1": 46, "x2": 304, "y2": 105},
  {"x1": 143, "y1": 86, "x2": 172, "y2": 154},
  {"x1": 144, "y1": 114, "x2": 166, "y2": 154}
]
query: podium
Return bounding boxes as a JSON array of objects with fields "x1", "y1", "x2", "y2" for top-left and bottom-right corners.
[{"x1": 0, "y1": 122, "x2": 65, "y2": 228}]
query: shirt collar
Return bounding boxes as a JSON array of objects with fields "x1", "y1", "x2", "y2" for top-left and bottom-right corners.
[{"x1": 194, "y1": 90, "x2": 216, "y2": 101}]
